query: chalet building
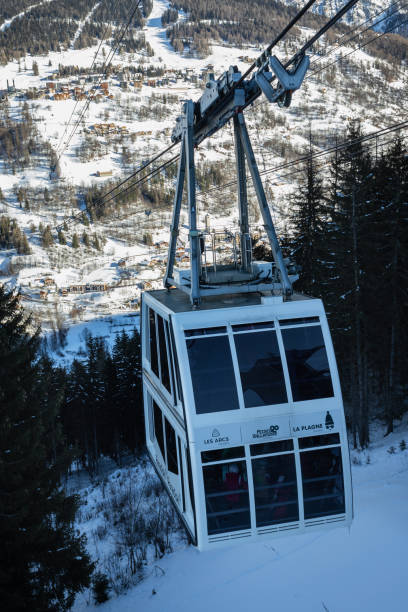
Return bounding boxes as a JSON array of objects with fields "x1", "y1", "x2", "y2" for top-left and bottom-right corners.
[
  {"x1": 96, "y1": 170, "x2": 113, "y2": 177},
  {"x1": 46, "y1": 82, "x2": 56, "y2": 91},
  {"x1": 69, "y1": 284, "x2": 86, "y2": 293},
  {"x1": 101, "y1": 82, "x2": 109, "y2": 91},
  {"x1": 54, "y1": 92, "x2": 70, "y2": 101},
  {"x1": 39, "y1": 290, "x2": 48, "y2": 300},
  {"x1": 44, "y1": 277, "x2": 54, "y2": 286},
  {"x1": 86, "y1": 283, "x2": 107, "y2": 292}
]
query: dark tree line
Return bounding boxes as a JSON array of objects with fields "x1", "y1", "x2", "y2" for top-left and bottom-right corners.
[
  {"x1": 0, "y1": 215, "x2": 30, "y2": 254},
  {"x1": 0, "y1": 286, "x2": 93, "y2": 610},
  {"x1": 167, "y1": 0, "x2": 408, "y2": 62},
  {"x1": 287, "y1": 126, "x2": 408, "y2": 448},
  {"x1": 60, "y1": 329, "x2": 144, "y2": 475}
]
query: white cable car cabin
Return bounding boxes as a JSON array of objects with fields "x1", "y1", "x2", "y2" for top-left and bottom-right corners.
[
  {"x1": 142, "y1": 289, "x2": 353, "y2": 549},
  {"x1": 142, "y1": 53, "x2": 354, "y2": 548}
]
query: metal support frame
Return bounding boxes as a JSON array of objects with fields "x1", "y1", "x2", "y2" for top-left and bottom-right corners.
[
  {"x1": 164, "y1": 104, "x2": 293, "y2": 305},
  {"x1": 164, "y1": 101, "x2": 201, "y2": 306},
  {"x1": 233, "y1": 115, "x2": 251, "y2": 273},
  {"x1": 235, "y1": 112, "x2": 293, "y2": 296},
  {"x1": 164, "y1": 139, "x2": 186, "y2": 288}
]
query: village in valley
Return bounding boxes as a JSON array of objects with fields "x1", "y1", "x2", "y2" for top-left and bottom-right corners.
[{"x1": 0, "y1": 0, "x2": 405, "y2": 355}]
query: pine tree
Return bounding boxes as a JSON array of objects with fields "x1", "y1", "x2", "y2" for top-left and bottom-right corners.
[
  {"x1": 72, "y1": 233, "x2": 80, "y2": 249},
  {"x1": 41, "y1": 225, "x2": 54, "y2": 248},
  {"x1": 323, "y1": 122, "x2": 373, "y2": 448},
  {"x1": 365, "y1": 139, "x2": 408, "y2": 434},
  {"x1": 58, "y1": 230, "x2": 66, "y2": 245},
  {"x1": 0, "y1": 287, "x2": 93, "y2": 610},
  {"x1": 82, "y1": 232, "x2": 90, "y2": 248},
  {"x1": 288, "y1": 146, "x2": 327, "y2": 296}
]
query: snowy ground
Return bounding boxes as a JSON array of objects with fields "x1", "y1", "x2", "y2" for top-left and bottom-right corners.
[{"x1": 72, "y1": 418, "x2": 408, "y2": 612}]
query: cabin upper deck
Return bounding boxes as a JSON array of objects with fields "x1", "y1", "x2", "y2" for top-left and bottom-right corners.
[{"x1": 146, "y1": 287, "x2": 312, "y2": 314}]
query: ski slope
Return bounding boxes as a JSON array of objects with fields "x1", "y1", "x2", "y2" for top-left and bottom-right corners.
[{"x1": 73, "y1": 421, "x2": 408, "y2": 612}]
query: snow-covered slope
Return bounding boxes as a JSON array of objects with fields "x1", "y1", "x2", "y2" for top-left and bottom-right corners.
[
  {"x1": 287, "y1": 0, "x2": 408, "y2": 33},
  {"x1": 72, "y1": 420, "x2": 408, "y2": 612}
]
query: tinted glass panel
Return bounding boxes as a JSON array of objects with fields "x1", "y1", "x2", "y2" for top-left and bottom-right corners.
[
  {"x1": 169, "y1": 322, "x2": 183, "y2": 404},
  {"x1": 165, "y1": 418, "x2": 178, "y2": 474},
  {"x1": 185, "y1": 327, "x2": 227, "y2": 337},
  {"x1": 299, "y1": 433, "x2": 340, "y2": 449},
  {"x1": 300, "y1": 447, "x2": 345, "y2": 519},
  {"x1": 234, "y1": 330, "x2": 287, "y2": 407},
  {"x1": 186, "y1": 336, "x2": 239, "y2": 414},
  {"x1": 201, "y1": 446, "x2": 245, "y2": 464},
  {"x1": 187, "y1": 452, "x2": 195, "y2": 515},
  {"x1": 157, "y1": 315, "x2": 171, "y2": 393},
  {"x1": 279, "y1": 317, "x2": 319, "y2": 327},
  {"x1": 232, "y1": 321, "x2": 274, "y2": 332},
  {"x1": 153, "y1": 401, "x2": 165, "y2": 459},
  {"x1": 149, "y1": 309, "x2": 159, "y2": 378},
  {"x1": 252, "y1": 454, "x2": 299, "y2": 527},
  {"x1": 178, "y1": 438, "x2": 186, "y2": 512},
  {"x1": 203, "y1": 461, "x2": 250, "y2": 535},
  {"x1": 282, "y1": 326, "x2": 334, "y2": 402},
  {"x1": 250, "y1": 439, "x2": 294, "y2": 456},
  {"x1": 165, "y1": 320, "x2": 176, "y2": 400}
]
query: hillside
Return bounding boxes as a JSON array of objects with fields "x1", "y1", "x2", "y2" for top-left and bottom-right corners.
[{"x1": 0, "y1": 0, "x2": 406, "y2": 344}]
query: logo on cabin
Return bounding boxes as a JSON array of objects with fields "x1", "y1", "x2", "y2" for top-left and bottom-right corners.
[
  {"x1": 325, "y1": 411, "x2": 334, "y2": 430},
  {"x1": 252, "y1": 424, "x2": 279, "y2": 439},
  {"x1": 203, "y1": 428, "x2": 229, "y2": 446}
]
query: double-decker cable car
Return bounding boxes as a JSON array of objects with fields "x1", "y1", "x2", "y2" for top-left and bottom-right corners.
[{"x1": 141, "y1": 8, "x2": 355, "y2": 548}]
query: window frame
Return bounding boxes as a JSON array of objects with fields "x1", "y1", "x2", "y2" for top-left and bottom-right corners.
[{"x1": 197, "y1": 433, "x2": 346, "y2": 536}]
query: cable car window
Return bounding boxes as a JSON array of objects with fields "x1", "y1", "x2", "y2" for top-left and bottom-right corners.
[
  {"x1": 186, "y1": 335, "x2": 239, "y2": 414},
  {"x1": 281, "y1": 325, "x2": 334, "y2": 402},
  {"x1": 149, "y1": 309, "x2": 159, "y2": 378},
  {"x1": 187, "y1": 451, "x2": 195, "y2": 515},
  {"x1": 203, "y1": 461, "x2": 250, "y2": 535},
  {"x1": 233, "y1": 330, "x2": 287, "y2": 407},
  {"x1": 300, "y1": 446, "x2": 345, "y2": 519},
  {"x1": 168, "y1": 322, "x2": 183, "y2": 405},
  {"x1": 153, "y1": 400, "x2": 165, "y2": 459},
  {"x1": 252, "y1": 453, "x2": 299, "y2": 527},
  {"x1": 279, "y1": 317, "x2": 320, "y2": 327},
  {"x1": 178, "y1": 438, "x2": 186, "y2": 512},
  {"x1": 165, "y1": 418, "x2": 178, "y2": 475},
  {"x1": 232, "y1": 321, "x2": 274, "y2": 332},
  {"x1": 165, "y1": 320, "x2": 176, "y2": 401},
  {"x1": 250, "y1": 439, "x2": 294, "y2": 456},
  {"x1": 185, "y1": 326, "x2": 227, "y2": 337},
  {"x1": 201, "y1": 446, "x2": 245, "y2": 464},
  {"x1": 157, "y1": 315, "x2": 171, "y2": 394},
  {"x1": 299, "y1": 433, "x2": 340, "y2": 449},
  {"x1": 148, "y1": 395, "x2": 155, "y2": 443}
]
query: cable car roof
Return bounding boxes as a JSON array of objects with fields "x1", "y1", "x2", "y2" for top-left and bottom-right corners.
[{"x1": 146, "y1": 288, "x2": 314, "y2": 314}]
